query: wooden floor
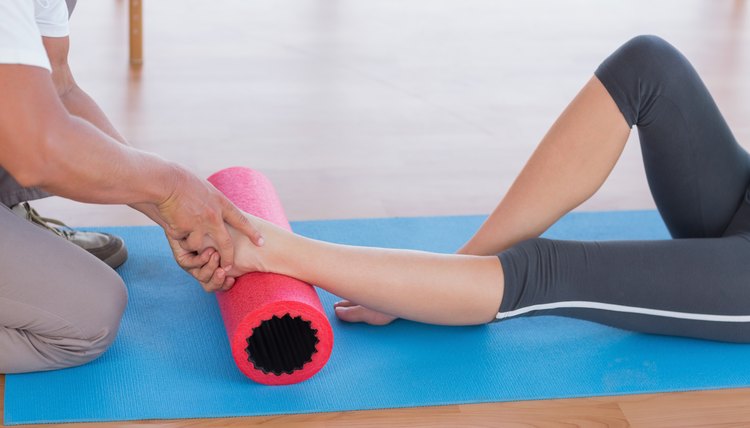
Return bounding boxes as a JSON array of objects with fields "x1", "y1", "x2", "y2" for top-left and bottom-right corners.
[{"x1": 3, "y1": 0, "x2": 750, "y2": 426}]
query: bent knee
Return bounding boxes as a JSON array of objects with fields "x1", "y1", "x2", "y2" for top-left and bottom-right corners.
[
  {"x1": 619, "y1": 35, "x2": 676, "y2": 58},
  {"x1": 596, "y1": 35, "x2": 696, "y2": 127},
  {"x1": 609, "y1": 35, "x2": 686, "y2": 77},
  {"x1": 50, "y1": 270, "x2": 128, "y2": 370},
  {"x1": 82, "y1": 269, "x2": 128, "y2": 350}
]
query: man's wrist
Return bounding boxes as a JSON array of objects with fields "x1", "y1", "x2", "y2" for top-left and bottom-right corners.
[{"x1": 140, "y1": 157, "x2": 184, "y2": 205}]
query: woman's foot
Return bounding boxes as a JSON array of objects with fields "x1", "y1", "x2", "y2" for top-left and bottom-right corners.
[
  {"x1": 224, "y1": 214, "x2": 281, "y2": 277},
  {"x1": 334, "y1": 300, "x2": 398, "y2": 325},
  {"x1": 227, "y1": 220, "x2": 397, "y2": 326}
]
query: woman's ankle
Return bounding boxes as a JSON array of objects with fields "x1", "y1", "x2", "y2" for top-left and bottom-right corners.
[
  {"x1": 226, "y1": 217, "x2": 277, "y2": 275},
  {"x1": 249, "y1": 218, "x2": 297, "y2": 276},
  {"x1": 228, "y1": 215, "x2": 309, "y2": 279}
]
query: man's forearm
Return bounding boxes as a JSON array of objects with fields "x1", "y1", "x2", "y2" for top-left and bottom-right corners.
[
  {"x1": 35, "y1": 114, "x2": 176, "y2": 206},
  {"x1": 45, "y1": 35, "x2": 129, "y2": 147},
  {"x1": 54, "y1": 71, "x2": 164, "y2": 205},
  {"x1": 59, "y1": 84, "x2": 129, "y2": 146}
]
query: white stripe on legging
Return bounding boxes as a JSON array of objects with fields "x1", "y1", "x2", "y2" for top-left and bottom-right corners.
[{"x1": 496, "y1": 301, "x2": 750, "y2": 322}]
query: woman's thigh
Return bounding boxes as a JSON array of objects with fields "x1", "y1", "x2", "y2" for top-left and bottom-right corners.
[{"x1": 596, "y1": 35, "x2": 750, "y2": 238}]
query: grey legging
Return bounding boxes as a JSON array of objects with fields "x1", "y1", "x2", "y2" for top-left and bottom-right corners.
[{"x1": 497, "y1": 35, "x2": 750, "y2": 343}]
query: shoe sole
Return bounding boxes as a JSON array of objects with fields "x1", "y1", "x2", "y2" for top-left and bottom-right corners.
[
  {"x1": 103, "y1": 243, "x2": 129, "y2": 270},
  {"x1": 88, "y1": 233, "x2": 129, "y2": 270}
]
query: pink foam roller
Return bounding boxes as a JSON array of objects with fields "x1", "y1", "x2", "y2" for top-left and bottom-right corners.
[{"x1": 208, "y1": 167, "x2": 334, "y2": 385}]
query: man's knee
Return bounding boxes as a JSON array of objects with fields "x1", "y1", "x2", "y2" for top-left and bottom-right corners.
[
  {"x1": 0, "y1": 269, "x2": 127, "y2": 373},
  {"x1": 77, "y1": 269, "x2": 128, "y2": 360},
  {"x1": 49, "y1": 269, "x2": 128, "y2": 370}
]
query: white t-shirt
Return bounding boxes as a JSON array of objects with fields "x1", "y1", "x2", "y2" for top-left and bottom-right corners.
[{"x1": 0, "y1": 0, "x2": 70, "y2": 71}]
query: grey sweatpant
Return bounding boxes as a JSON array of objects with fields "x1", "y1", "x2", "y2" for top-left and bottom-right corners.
[
  {"x1": 0, "y1": 172, "x2": 127, "y2": 373},
  {"x1": 498, "y1": 35, "x2": 750, "y2": 343}
]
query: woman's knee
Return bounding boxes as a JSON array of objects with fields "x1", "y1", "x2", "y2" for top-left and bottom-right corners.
[
  {"x1": 605, "y1": 35, "x2": 683, "y2": 80},
  {"x1": 596, "y1": 35, "x2": 695, "y2": 127},
  {"x1": 611, "y1": 35, "x2": 693, "y2": 83},
  {"x1": 619, "y1": 35, "x2": 678, "y2": 60}
]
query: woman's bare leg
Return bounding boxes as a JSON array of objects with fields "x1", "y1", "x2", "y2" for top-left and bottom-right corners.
[
  {"x1": 338, "y1": 76, "x2": 631, "y2": 324},
  {"x1": 228, "y1": 220, "x2": 503, "y2": 325},
  {"x1": 460, "y1": 76, "x2": 631, "y2": 255}
]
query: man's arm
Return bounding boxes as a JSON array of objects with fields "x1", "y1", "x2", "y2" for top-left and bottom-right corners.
[
  {"x1": 0, "y1": 64, "x2": 262, "y2": 271},
  {"x1": 38, "y1": 36, "x2": 249, "y2": 290},
  {"x1": 43, "y1": 36, "x2": 128, "y2": 146},
  {"x1": 0, "y1": 65, "x2": 160, "y2": 202}
]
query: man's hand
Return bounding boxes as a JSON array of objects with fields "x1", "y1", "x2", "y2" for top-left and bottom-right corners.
[
  {"x1": 167, "y1": 214, "x2": 272, "y2": 292},
  {"x1": 167, "y1": 238, "x2": 236, "y2": 292},
  {"x1": 0, "y1": 56, "x2": 259, "y2": 292},
  {"x1": 131, "y1": 165, "x2": 263, "y2": 275}
]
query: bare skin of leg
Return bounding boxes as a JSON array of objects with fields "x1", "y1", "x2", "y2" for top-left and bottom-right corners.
[
  {"x1": 225, "y1": 219, "x2": 504, "y2": 326},
  {"x1": 198, "y1": 76, "x2": 629, "y2": 325},
  {"x1": 333, "y1": 76, "x2": 631, "y2": 325}
]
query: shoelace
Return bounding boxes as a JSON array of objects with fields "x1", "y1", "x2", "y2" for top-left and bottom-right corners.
[{"x1": 19, "y1": 202, "x2": 76, "y2": 239}]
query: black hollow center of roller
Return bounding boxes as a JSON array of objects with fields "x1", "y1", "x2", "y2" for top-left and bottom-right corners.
[{"x1": 245, "y1": 314, "x2": 319, "y2": 376}]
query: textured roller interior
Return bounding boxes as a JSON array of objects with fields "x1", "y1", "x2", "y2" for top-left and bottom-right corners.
[{"x1": 245, "y1": 314, "x2": 320, "y2": 376}]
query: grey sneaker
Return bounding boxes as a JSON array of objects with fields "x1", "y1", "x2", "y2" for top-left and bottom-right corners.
[{"x1": 11, "y1": 202, "x2": 128, "y2": 269}]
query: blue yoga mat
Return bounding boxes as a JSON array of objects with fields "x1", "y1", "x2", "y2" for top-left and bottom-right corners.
[{"x1": 5, "y1": 211, "x2": 750, "y2": 424}]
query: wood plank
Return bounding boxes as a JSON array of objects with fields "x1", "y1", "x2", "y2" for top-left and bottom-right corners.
[
  {"x1": 8, "y1": 384, "x2": 750, "y2": 428},
  {"x1": 129, "y1": 0, "x2": 142, "y2": 65},
  {"x1": 619, "y1": 388, "x2": 750, "y2": 428},
  {"x1": 33, "y1": 0, "x2": 750, "y2": 226}
]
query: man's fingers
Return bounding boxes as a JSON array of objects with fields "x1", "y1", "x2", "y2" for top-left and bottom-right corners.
[
  {"x1": 178, "y1": 231, "x2": 207, "y2": 253},
  {"x1": 224, "y1": 205, "x2": 264, "y2": 247},
  {"x1": 220, "y1": 276, "x2": 236, "y2": 292},
  {"x1": 202, "y1": 266, "x2": 227, "y2": 292},
  {"x1": 193, "y1": 252, "x2": 220, "y2": 283},
  {"x1": 212, "y1": 226, "x2": 235, "y2": 271},
  {"x1": 165, "y1": 233, "x2": 212, "y2": 270},
  {"x1": 178, "y1": 248, "x2": 214, "y2": 270}
]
